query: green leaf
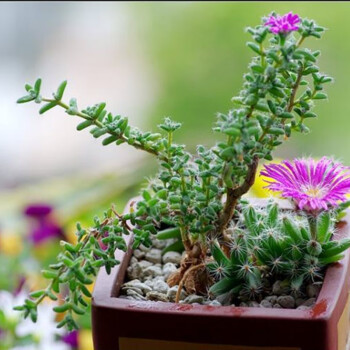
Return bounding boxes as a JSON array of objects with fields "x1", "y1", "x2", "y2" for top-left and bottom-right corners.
[
  {"x1": 279, "y1": 112, "x2": 294, "y2": 119},
  {"x1": 161, "y1": 239, "x2": 184, "y2": 255},
  {"x1": 30, "y1": 308, "x2": 37, "y2": 323},
  {"x1": 80, "y1": 285, "x2": 92, "y2": 298},
  {"x1": 223, "y1": 127, "x2": 241, "y2": 137},
  {"x1": 267, "y1": 100, "x2": 276, "y2": 114},
  {"x1": 17, "y1": 95, "x2": 35, "y2": 104},
  {"x1": 29, "y1": 290, "x2": 46, "y2": 298},
  {"x1": 267, "y1": 204, "x2": 278, "y2": 226},
  {"x1": 156, "y1": 227, "x2": 181, "y2": 240},
  {"x1": 42, "y1": 269, "x2": 58, "y2": 279},
  {"x1": 303, "y1": 112, "x2": 317, "y2": 119},
  {"x1": 246, "y1": 42, "x2": 262, "y2": 55},
  {"x1": 211, "y1": 243, "x2": 230, "y2": 266},
  {"x1": 320, "y1": 254, "x2": 344, "y2": 265},
  {"x1": 269, "y1": 87, "x2": 285, "y2": 98},
  {"x1": 250, "y1": 64, "x2": 264, "y2": 74},
  {"x1": 283, "y1": 217, "x2": 302, "y2": 242},
  {"x1": 39, "y1": 101, "x2": 58, "y2": 114},
  {"x1": 76, "y1": 120, "x2": 93, "y2": 131},
  {"x1": 294, "y1": 49, "x2": 317, "y2": 63},
  {"x1": 219, "y1": 147, "x2": 235, "y2": 161},
  {"x1": 34, "y1": 78, "x2": 42, "y2": 94},
  {"x1": 53, "y1": 304, "x2": 71, "y2": 313},
  {"x1": 54, "y1": 80, "x2": 67, "y2": 100},
  {"x1": 317, "y1": 212, "x2": 331, "y2": 242},
  {"x1": 102, "y1": 135, "x2": 118, "y2": 145},
  {"x1": 223, "y1": 163, "x2": 233, "y2": 188},
  {"x1": 267, "y1": 127, "x2": 285, "y2": 136},
  {"x1": 71, "y1": 304, "x2": 85, "y2": 315},
  {"x1": 313, "y1": 93, "x2": 327, "y2": 100},
  {"x1": 209, "y1": 277, "x2": 238, "y2": 296},
  {"x1": 25, "y1": 84, "x2": 33, "y2": 92},
  {"x1": 320, "y1": 239, "x2": 350, "y2": 258}
]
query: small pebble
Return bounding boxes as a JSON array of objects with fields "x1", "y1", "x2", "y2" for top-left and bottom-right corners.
[
  {"x1": 297, "y1": 305, "x2": 311, "y2": 311},
  {"x1": 153, "y1": 279, "x2": 169, "y2": 294},
  {"x1": 146, "y1": 291, "x2": 169, "y2": 302},
  {"x1": 216, "y1": 292, "x2": 234, "y2": 306},
  {"x1": 143, "y1": 266, "x2": 163, "y2": 278},
  {"x1": 122, "y1": 280, "x2": 152, "y2": 294},
  {"x1": 127, "y1": 264, "x2": 142, "y2": 280},
  {"x1": 277, "y1": 295, "x2": 295, "y2": 309},
  {"x1": 167, "y1": 285, "x2": 187, "y2": 302},
  {"x1": 306, "y1": 283, "x2": 321, "y2": 299},
  {"x1": 265, "y1": 296, "x2": 278, "y2": 305},
  {"x1": 139, "y1": 244, "x2": 151, "y2": 253},
  {"x1": 126, "y1": 289, "x2": 146, "y2": 300},
  {"x1": 247, "y1": 301, "x2": 260, "y2": 308},
  {"x1": 302, "y1": 298, "x2": 316, "y2": 307},
  {"x1": 162, "y1": 251, "x2": 182, "y2": 265},
  {"x1": 145, "y1": 249, "x2": 162, "y2": 264},
  {"x1": 183, "y1": 294, "x2": 205, "y2": 304},
  {"x1": 272, "y1": 280, "x2": 289, "y2": 296},
  {"x1": 260, "y1": 300, "x2": 272, "y2": 308},
  {"x1": 144, "y1": 279, "x2": 154, "y2": 289},
  {"x1": 152, "y1": 239, "x2": 167, "y2": 249},
  {"x1": 133, "y1": 249, "x2": 145, "y2": 260},
  {"x1": 130, "y1": 256, "x2": 138, "y2": 265},
  {"x1": 138, "y1": 260, "x2": 153, "y2": 269},
  {"x1": 295, "y1": 298, "x2": 306, "y2": 307},
  {"x1": 163, "y1": 263, "x2": 177, "y2": 280}
]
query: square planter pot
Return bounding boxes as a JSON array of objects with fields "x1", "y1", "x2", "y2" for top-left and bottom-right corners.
[{"x1": 92, "y1": 198, "x2": 350, "y2": 350}]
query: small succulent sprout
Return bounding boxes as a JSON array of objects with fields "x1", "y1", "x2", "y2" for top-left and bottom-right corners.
[{"x1": 307, "y1": 240, "x2": 322, "y2": 256}]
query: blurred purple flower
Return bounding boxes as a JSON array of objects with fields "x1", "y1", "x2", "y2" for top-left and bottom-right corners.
[
  {"x1": 62, "y1": 330, "x2": 78, "y2": 348},
  {"x1": 24, "y1": 204, "x2": 64, "y2": 244},
  {"x1": 13, "y1": 276, "x2": 26, "y2": 296},
  {"x1": 24, "y1": 204, "x2": 52, "y2": 217},
  {"x1": 261, "y1": 157, "x2": 350, "y2": 211},
  {"x1": 265, "y1": 12, "x2": 300, "y2": 35}
]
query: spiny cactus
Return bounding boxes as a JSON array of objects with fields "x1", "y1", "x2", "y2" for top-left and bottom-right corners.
[{"x1": 209, "y1": 199, "x2": 350, "y2": 299}]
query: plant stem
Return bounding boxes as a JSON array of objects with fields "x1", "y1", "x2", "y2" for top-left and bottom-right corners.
[
  {"x1": 308, "y1": 214, "x2": 318, "y2": 240},
  {"x1": 42, "y1": 98, "x2": 165, "y2": 160},
  {"x1": 287, "y1": 66, "x2": 304, "y2": 112},
  {"x1": 217, "y1": 155, "x2": 259, "y2": 236}
]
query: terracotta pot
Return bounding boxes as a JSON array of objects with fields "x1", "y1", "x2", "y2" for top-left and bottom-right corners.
[{"x1": 92, "y1": 198, "x2": 350, "y2": 350}]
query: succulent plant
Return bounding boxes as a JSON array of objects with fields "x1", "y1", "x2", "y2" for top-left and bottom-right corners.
[
  {"x1": 15, "y1": 12, "x2": 350, "y2": 330},
  {"x1": 209, "y1": 199, "x2": 350, "y2": 299}
]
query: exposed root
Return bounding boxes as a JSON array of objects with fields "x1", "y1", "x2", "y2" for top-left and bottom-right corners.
[{"x1": 175, "y1": 263, "x2": 205, "y2": 303}]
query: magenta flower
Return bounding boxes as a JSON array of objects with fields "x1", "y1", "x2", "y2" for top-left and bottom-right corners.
[
  {"x1": 261, "y1": 157, "x2": 350, "y2": 211},
  {"x1": 265, "y1": 12, "x2": 300, "y2": 35}
]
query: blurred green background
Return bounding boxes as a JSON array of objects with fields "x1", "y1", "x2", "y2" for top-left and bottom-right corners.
[
  {"x1": 134, "y1": 2, "x2": 350, "y2": 161},
  {"x1": 1, "y1": 2, "x2": 350, "y2": 349}
]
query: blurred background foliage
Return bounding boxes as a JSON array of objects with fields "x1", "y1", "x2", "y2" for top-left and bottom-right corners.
[
  {"x1": 134, "y1": 2, "x2": 350, "y2": 160},
  {"x1": 1, "y1": 2, "x2": 350, "y2": 349}
]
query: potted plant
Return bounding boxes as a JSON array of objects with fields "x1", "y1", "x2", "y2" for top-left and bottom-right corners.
[{"x1": 15, "y1": 11, "x2": 350, "y2": 350}]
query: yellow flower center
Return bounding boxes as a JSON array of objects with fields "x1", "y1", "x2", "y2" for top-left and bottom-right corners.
[{"x1": 304, "y1": 185, "x2": 326, "y2": 198}]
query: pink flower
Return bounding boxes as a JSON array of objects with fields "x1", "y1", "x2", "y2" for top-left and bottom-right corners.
[
  {"x1": 265, "y1": 12, "x2": 300, "y2": 35},
  {"x1": 261, "y1": 157, "x2": 350, "y2": 211}
]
